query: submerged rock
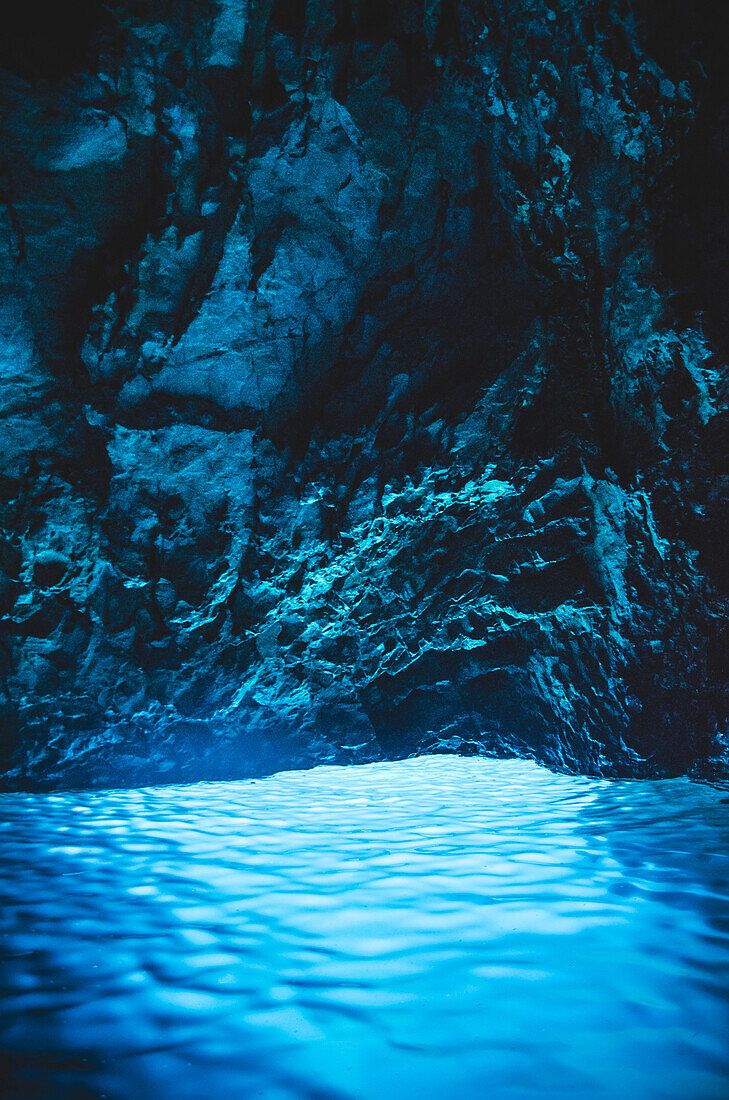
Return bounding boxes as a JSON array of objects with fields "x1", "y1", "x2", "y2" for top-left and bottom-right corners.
[{"x1": 0, "y1": 1, "x2": 727, "y2": 788}]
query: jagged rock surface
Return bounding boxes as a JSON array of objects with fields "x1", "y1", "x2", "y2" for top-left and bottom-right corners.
[{"x1": 1, "y1": 0, "x2": 727, "y2": 789}]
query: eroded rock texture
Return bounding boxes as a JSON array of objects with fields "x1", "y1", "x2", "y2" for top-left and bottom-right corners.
[{"x1": 1, "y1": 0, "x2": 727, "y2": 788}]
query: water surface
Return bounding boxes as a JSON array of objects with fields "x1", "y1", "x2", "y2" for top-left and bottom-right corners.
[{"x1": 1, "y1": 756, "x2": 728, "y2": 1099}]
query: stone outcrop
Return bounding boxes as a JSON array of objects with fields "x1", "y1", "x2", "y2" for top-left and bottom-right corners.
[{"x1": 0, "y1": 0, "x2": 727, "y2": 788}]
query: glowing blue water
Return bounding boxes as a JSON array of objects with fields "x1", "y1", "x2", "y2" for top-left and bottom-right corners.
[{"x1": 1, "y1": 756, "x2": 728, "y2": 1099}]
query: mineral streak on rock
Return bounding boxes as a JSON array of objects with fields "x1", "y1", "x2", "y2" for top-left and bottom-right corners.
[{"x1": 0, "y1": 1, "x2": 727, "y2": 789}]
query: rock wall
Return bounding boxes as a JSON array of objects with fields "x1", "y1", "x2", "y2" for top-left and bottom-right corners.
[{"x1": 1, "y1": 0, "x2": 727, "y2": 789}]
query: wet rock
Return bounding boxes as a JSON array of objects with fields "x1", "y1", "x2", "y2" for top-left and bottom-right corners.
[
  {"x1": 0, "y1": 574, "x2": 19, "y2": 613},
  {"x1": 32, "y1": 551, "x2": 71, "y2": 589},
  {"x1": 0, "y1": 537, "x2": 22, "y2": 580},
  {"x1": 0, "y1": 1, "x2": 728, "y2": 788}
]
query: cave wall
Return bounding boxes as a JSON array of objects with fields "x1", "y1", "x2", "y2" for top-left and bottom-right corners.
[{"x1": 0, "y1": 0, "x2": 727, "y2": 789}]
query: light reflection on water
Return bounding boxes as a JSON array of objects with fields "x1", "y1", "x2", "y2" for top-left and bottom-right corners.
[{"x1": 1, "y1": 755, "x2": 728, "y2": 1099}]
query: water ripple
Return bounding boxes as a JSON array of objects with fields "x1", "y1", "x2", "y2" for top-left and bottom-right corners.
[{"x1": 1, "y1": 756, "x2": 728, "y2": 1099}]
